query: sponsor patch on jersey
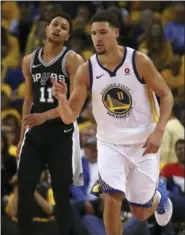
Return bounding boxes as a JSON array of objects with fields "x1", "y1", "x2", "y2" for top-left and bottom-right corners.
[{"x1": 101, "y1": 83, "x2": 132, "y2": 119}]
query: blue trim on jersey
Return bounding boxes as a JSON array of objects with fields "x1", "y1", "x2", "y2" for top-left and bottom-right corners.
[
  {"x1": 132, "y1": 50, "x2": 145, "y2": 84},
  {"x1": 88, "y1": 59, "x2": 93, "y2": 92},
  {"x1": 96, "y1": 46, "x2": 127, "y2": 77},
  {"x1": 128, "y1": 192, "x2": 155, "y2": 208},
  {"x1": 102, "y1": 189, "x2": 125, "y2": 194},
  {"x1": 128, "y1": 201, "x2": 153, "y2": 208},
  {"x1": 98, "y1": 173, "x2": 125, "y2": 195}
]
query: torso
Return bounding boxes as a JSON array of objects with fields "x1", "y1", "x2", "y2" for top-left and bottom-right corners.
[
  {"x1": 30, "y1": 46, "x2": 72, "y2": 126},
  {"x1": 89, "y1": 46, "x2": 160, "y2": 145}
]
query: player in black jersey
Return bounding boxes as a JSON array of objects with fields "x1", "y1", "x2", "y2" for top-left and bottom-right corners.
[{"x1": 17, "y1": 13, "x2": 84, "y2": 235}]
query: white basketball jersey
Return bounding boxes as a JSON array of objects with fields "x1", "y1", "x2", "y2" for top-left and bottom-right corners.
[{"x1": 89, "y1": 47, "x2": 160, "y2": 144}]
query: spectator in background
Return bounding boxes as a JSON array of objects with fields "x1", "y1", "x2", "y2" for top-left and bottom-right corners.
[
  {"x1": 1, "y1": 26, "x2": 20, "y2": 81},
  {"x1": 164, "y1": 3, "x2": 185, "y2": 55},
  {"x1": 83, "y1": 214, "x2": 150, "y2": 235},
  {"x1": 18, "y1": 2, "x2": 40, "y2": 53},
  {"x1": 160, "y1": 108, "x2": 184, "y2": 166},
  {"x1": 79, "y1": 100, "x2": 96, "y2": 129},
  {"x1": 2, "y1": 26, "x2": 9, "y2": 81},
  {"x1": 1, "y1": 131, "x2": 17, "y2": 201},
  {"x1": 80, "y1": 125, "x2": 97, "y2": 146},
  {"x1": 68, "y1": 29, "x2": 93, "y2": 60},
  {"x1": 71, "y1": 134, "x2": 103, "y2": 219},
  {"x1": 106, "y1": 5, "x2": 129, "y2": 46},
  {"x1": 2, "y1": 114, "x2": 21, "y2": 148},
  {"x1": 161, "y1": 55, "x2": 184, "y2": 104},
  {"x1": 4, "y1": 55, "x2": 25, "y2": 91},
  {"x1": 161, "y1": 139, "x2": 185, "y2": 232},
  {"x1": 136, "y1": 9, "x2": 155, "y2": 44},
  {"x1": 139, "y1": 22, "x2": 173, "y2": 71},
  {"x1": 2, "y1": 171, "x2": 58, "y2": 235},
  {"x1": 1, "y1": 84, "x2": 21, "y2": 156},
  {"x1": 1, "y1": 1, "x2": 20, "y2": 34},
  {"x1": 1, "y1": 83, "x2": 12, "y2": 112},
  {"x1": 1, "y1": 83, "x2": 22, "y2": 124},
  {"x1": 74, "y1": 5, "x2": 91, "y2": 34},
  {"x1": 25, "y1": 3, "x2": 61, "y2": 54}
]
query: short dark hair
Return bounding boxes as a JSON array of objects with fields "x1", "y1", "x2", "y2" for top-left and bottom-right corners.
[
  {"x1": 175, "y1": 139, "x2": 185, "y2": 149},
  {"x1": 49, "y1": 12, "x2": 73, "y2": 34},
  {"x1": 90, "y1": 10, "x2": 120, "y2": 29}
]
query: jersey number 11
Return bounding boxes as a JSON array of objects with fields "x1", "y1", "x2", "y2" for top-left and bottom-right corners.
[{"x1": 40, "y1": 87, "x2": 54, "y2": 103}]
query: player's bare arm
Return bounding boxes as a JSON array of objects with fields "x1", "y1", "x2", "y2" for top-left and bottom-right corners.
[
  {"x1": 136, "y1": 52, "x2": 174, "y2": 155},
  {"x1": 52, "y1": 61, "x2": 89, "y2": 124},
  {"x1": 23, "y1": 52, "x2": 84, "y2": 128},
  {"x1": 17, "y1": 54, "x2": 33, "y2": 155}
]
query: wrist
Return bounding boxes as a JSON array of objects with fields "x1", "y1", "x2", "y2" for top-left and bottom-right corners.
[
  {"x1": 42, "y1": 112, "x2": 49, "y2": 122},
  {"x1": 155, "y1": 126, "x2": 165, "y2": 134}
]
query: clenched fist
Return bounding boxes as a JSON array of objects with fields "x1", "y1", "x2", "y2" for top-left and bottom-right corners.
[{"x1": 51, "y1": 78, "x2": 67, "y2": 100}]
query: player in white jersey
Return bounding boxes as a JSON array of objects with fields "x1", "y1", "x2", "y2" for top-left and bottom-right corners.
[{"x1": 52, "y1": 10, "x2": 174, "y2": 235}]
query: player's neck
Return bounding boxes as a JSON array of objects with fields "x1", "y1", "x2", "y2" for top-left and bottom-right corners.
[
  {"x1": 99, "y1": 45, "x2": 124, "y2": 65},
  {"x1": 43, "y1": 40, "x2": 64, "y2": 57}
]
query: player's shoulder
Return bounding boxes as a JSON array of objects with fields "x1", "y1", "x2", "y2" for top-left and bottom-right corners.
[
  {"x1": 66, "y1": 50, "x2": 84, "y2": 64},
  {"x1": 22, "y1": 53, "x2": 32, "y2": 64},
  {"x1": 22, "y1": 50, "x2": 38, "y2": 65},
  {"x1": 135, "y1": 51, "x2": 151, "y2": 64},
  {"x1": 72, "y1": 61, "x2": 89, "y2": 83}
]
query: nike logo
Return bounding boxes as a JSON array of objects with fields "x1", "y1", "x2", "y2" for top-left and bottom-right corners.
[
  {"x1": 96, "y1": 74, "x2": 104, "y2": 79},
  {"x1": 32, "y1": 64, "x2": 41, "y2": 68},
  {"x1": 64, "y1": 128, "x2": 73, "y2": 133}
]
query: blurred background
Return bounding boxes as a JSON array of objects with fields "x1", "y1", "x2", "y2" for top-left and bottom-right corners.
[{"x1": 1, "y1": 1, "x2": 185, "y2": 235}]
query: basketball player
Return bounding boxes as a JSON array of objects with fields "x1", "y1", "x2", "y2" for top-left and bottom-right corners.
[
  {"x1": 17, "y1": 13, "x2": 84, "y2": 235},
  {"x1": 52, "y1": 11, "x2": 174, "y2": 235}
]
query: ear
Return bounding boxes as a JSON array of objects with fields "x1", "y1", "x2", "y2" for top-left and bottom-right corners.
[
  {"x1": 45, "y1": 25, "x2": 49, "y2": 35},
  {"x1": 65, "y1": 34, "x2": 70, "y2": 41},
  {"x1": 115, "y1": 28, "x2": 119, "y2": 39}
]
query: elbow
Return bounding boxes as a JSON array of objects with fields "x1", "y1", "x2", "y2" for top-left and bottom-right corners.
[
  {"x1": 168, "y1": 89, "x2": 174, "y2": 107},
  {"x1": 46, "y1": 206, "x2": 54, "y2": 216},
  {"x1": 60, "y1": 116, "x2": 74, "y2": 125}
]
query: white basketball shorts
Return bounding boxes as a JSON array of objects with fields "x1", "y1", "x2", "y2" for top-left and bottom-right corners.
[{"x1": 98, "y1": 140, "x2": 160, "y2": 206}]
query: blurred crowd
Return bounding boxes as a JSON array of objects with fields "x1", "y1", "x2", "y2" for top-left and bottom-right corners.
[{"x1": 1, "y1": 1, "x2": 185, "y2": 235}]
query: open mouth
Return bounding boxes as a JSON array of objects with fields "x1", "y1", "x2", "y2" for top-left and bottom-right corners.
[
  {"x1": 96, "y1": 45, "x2": 103, "y2": 48},
  {"x1": 52, "y1": 32, "x2": 60, "y2": 37}
]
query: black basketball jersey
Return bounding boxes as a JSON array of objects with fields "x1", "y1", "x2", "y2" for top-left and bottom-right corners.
[{"x1": 30, "y1": 46, "x2": 72, "y2": 126}]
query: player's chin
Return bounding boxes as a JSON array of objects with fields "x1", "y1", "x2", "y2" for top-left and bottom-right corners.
[
  {"x1": 50, "y1": 37, "x2": 63, "y2": 44},
  {"x1": 96, "y1": 49, "x2": 106, "y2": 55}
]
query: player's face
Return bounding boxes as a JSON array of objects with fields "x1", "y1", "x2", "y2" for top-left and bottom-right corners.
[
  {"x1": 176, "y1": 142, "x2": 185, "y2": 164},
  {"x1": 46, "y1": 17, "x2": 70, "y2": 44},
  {"x1": 91, "y1": 22, "x2": 119, "y2": 55}
]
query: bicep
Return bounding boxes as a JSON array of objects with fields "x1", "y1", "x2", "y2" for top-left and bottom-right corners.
[
  {"x1": 137, "y1": 53, "x2": 171, "y2": 97},
  {"x1": 66, "y1": 53, "x2": 85, "y2": 93}
]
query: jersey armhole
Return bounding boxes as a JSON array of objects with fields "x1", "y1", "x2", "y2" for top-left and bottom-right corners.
[
  {"x1": 88, "y1": 58, "x2": 93, "y2": 92},
  {"x1": 29, "y1": 49, "x2": 37, "y2": 74},
  {"x1": 132, "y1": 50, "x2": 145, "y2": 84},
  {"x1": 61, "y1": 49, "x2": 73, "y2": 78}
]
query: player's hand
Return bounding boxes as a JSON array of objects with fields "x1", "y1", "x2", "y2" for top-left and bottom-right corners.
[
  {"x1": 51, "y1": 78, "x2": 67, "y2": 100},
  {"x1": 23, "y1": 113, "x2": 47, "y2": 128},
  {"x1": 142, "y1": 129, "x2": 164, "y2": 156}
]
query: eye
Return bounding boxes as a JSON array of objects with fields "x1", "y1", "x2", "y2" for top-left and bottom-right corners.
[
  {"x1": 99, "y1": 30, "x2": 107, "y2": 35},
  {"x1": 91, "y1": 32, "x2": 96, "y2": 35},
  {"x1": 61, "y1": 25, "x2": 67, "y2": 31},
  {"x1": 53, "y1": 22, "x2": 58, "y2": 27}
]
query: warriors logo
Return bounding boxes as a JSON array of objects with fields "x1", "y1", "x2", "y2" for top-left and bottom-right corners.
[{"x1": 101, "y1": 83, "x2": 132, "y2": 119}]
